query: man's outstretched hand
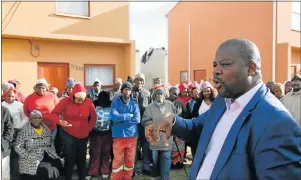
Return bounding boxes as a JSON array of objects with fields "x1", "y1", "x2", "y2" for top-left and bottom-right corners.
[{"x1": 145, "y1": 113, "x2": 175, "y2": 145}]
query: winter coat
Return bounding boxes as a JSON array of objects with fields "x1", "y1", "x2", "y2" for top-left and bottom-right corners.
[
  {"x1": 14, "y1": 123, "x2": 60, "y2": 175},
  {"x1": 51, "y1": 83, "x2": 97, "y2": 139},
  {"x1": 110, "y1": 96, "x2": 140, "y2": 138}
]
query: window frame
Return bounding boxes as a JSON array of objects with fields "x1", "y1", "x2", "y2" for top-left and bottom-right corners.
[
  {"x1": 55, "y1": 1, "x2": 91, "y2": 18},
  {"x1": 180, "y1": 71, "x2": 189, "y2": 84},
  {"x1": 84, "y1": 64, "x2": 116, "y2": 90}
]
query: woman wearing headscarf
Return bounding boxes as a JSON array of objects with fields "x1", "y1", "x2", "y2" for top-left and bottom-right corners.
[
  {"x1": 14, "y1": 110, "x2": 63, "y2": 180},
  {"x1": 86, "y1": 91, "x2": 113, "y2": 180},
  {"x1": 2, "y1": 87, "x2": 29, "y2": 180},
  {"x1": 60, "y1": 78, "x2": 76, "y2": 99},
  {"x1": 51, "y1": 83, "x2": 97, "y2": 180},
  {"x1": 8, "y1": 80, "x2": 26, "y2": 103}
]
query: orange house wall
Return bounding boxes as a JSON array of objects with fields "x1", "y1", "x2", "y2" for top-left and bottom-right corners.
[{"x1": 168, "y1": 2, "x2": 274, "y2": 85}]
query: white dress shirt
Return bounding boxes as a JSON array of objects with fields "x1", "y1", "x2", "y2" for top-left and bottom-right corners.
[
  {"x1": 196, "y1": 83, "x2": 263, "y2": 180},
  {"x1": 198, "y1": 100, "x2": 211, "y2": 115},
  {"x1": 2, "y1": 101, "x2": 29, "y2": 129}
]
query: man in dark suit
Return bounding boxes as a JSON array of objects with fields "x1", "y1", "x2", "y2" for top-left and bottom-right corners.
[{"x1": 145, "y1": 38, "x2": 301, "y2": 180}]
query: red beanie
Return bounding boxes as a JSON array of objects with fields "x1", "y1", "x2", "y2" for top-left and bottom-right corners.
[{"x1": 178, "y1": 83, "x2": 188, "y2": 92}]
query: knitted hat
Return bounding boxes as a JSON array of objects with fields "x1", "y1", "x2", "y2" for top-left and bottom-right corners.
[
  {"x1": 30, "y1": 110, "x2": 42, "y2": 117},
  {"x1": 134, "y1": 73, "x2": 145, "y2": 82},
  {"x1": 94, "y1": 79, "x2": 101, "y2": 85},
  {"x1": 2, "y1": 82, "x2": 14, "y2": 92},
  {"x1": 8, "y1": 80, "x2": 17, "y2": 88},
  {"x1": 65, "y1": 79, "x2": 77, "y2": 88},
  {"x1": 71, "y1": 83, "x2": 87, "y2": 99},
  {"x1": 169, "y1": 86, "x2": 180, "y2": 95},
  {"x1": 2, "y1": 87, "x2": 18, "y2": 100},
  {"x1": 121, "y1": 81, "x2": 133, "y2": 92},
  {"x1": 36, "y1": 78, "x2": 49, "y2": 87},
  {"x1": 178, "y1": 83, "x2": 188, "y2": 92},
  {"x1": 115, "y1": 78, "x2": 123, "y2": 84},
  {"x1": 152, "y1": 85, "x2": 165, "y2": 98},
  {"x1": 201, "y1": 81, "x2": 213, "y2": 90},
  {"x1": 188, "y1": 83, "x2": 195, "y2": 89}
]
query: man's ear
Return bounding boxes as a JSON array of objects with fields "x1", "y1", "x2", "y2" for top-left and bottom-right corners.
[{"x1": 248, "y1": 62, "x2": 257, "y2": 76}]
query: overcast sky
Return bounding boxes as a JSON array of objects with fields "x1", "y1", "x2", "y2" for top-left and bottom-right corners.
[{"x1": 129, "y1": 2, "x2": 178, "y2": 55}]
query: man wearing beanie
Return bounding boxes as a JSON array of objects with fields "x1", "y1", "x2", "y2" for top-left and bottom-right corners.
[
  {"x1": 282, "y1": 75, "x2": 301, "y2": 127},
  {"x1": 142, "y1": 84, "x2": 176, "y2": 180},
  {"x1": 110, "y1": 81, "x2": 140, "y2": 180},
  {"x1": 131, "y1": 73, "x2": 151, "y2": 175}
]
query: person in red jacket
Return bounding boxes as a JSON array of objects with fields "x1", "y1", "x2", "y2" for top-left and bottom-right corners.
[
  {"x1": 23, "y1": 78, "x2": 59, "y2": 133},
  {"x1": 51, "y1": 83, "x2": 97, "y2": 180}
]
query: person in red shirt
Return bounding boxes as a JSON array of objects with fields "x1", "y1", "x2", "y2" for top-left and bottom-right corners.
[
  {"x1": 51, "y1": 83, "x2": 97, "y2": 180},
  {"x1": 23, "y1": 78, "x2": 59, "y2": 133}
]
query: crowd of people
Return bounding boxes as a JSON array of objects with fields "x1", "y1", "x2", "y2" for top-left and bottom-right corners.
[{"x1": 1, "y1": 39, "x2": 301, "y2": 180}]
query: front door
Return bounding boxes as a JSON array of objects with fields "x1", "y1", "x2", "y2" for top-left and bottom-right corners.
[{"x1": 38, "y1": 63, "x2": 69, "y2": 96}]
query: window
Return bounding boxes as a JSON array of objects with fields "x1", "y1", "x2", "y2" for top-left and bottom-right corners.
[
  {"x1": 180, "y1": 71, "x2": 188, "y2": 84},
  {"x1": 84, "y1": 64, "x2": 115, "y2": 88},
  {"x1": 56, "y1": 1, "x2": 89, "y2": 17},
  {"x1": 292, "y1": 2, "x2": 301, "y2": 31},
  {"x1": 290, "y1": 65, "x2": 297, "y2": 79}
]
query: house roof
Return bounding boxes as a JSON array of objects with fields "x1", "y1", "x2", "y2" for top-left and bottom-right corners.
[{"x1": 2, "y1": 33, "x2": 133, "y2": 45}]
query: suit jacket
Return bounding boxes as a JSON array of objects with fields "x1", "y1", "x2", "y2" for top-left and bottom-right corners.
[
  {"x1": 14, "y1": 123, "x2": 60, "y2": 175},
  {"x1": 172, "y1": 85, "x2": 301, "y2": 180}
]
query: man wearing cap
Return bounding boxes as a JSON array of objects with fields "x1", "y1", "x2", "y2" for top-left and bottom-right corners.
[
  {"x1": 23, "y1": 78, "x2": 59, "y2": 134},
  {"x1": 131, "y1": 73, "x2": 151, "y2": 175},
  {"x1": 110, "y1": 81, "x2": 140, "y2": 180},
  {"x1": 282, "y1": 75, "x2": 301, "y2": 127},
  {"x1": 88, "y1": 80, "x2": 103, "y2": 101}
]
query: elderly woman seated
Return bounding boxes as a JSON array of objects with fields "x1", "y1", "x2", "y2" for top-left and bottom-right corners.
[{"x1": 14, "y1": 110, "x2": 63, "y2": 180}]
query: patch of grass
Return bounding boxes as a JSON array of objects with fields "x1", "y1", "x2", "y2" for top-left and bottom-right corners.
[{"x1": 133, "y1": 164, "x2": 191, "y2": 180}]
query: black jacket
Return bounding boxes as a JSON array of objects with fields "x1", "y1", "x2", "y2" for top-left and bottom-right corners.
[{"x1": 1, "y1": 106, "x2": 14, "y2": 157}]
